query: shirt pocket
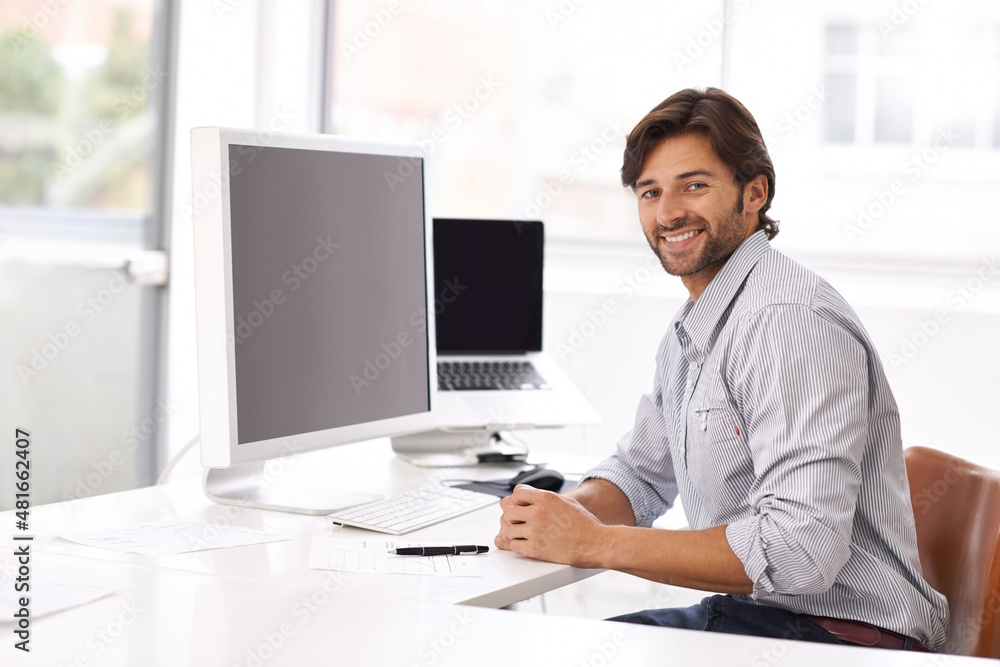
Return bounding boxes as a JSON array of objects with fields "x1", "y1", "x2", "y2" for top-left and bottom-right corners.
[{"x1": 688, "y1": 402, "x2": 752, "y2": 514}]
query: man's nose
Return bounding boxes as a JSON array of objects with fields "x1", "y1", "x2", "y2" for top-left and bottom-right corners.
[{"x1": 655, "y1": 193, "x2": 686, "y2": 228}]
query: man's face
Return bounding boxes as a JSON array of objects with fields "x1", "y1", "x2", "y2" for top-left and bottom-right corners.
[{"x1": 635, "y1": 132, "x2": 759, "y2": 300}]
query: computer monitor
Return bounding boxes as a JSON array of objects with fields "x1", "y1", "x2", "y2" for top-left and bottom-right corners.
[{"x1": 190, "y1": 127, "x2": 436, "y2": 514}]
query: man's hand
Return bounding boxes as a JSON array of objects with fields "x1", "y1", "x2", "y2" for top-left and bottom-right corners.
[{"x1": 494, "y1": 485, "x2": 609, "y2": 568}]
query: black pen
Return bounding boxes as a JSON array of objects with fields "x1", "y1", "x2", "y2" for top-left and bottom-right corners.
[{"x1": 387, "y1": 545, "x2": 489, "y2": 556}]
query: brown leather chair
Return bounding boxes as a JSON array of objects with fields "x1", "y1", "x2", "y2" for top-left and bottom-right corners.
[{"x1": 904, "y1": 446, "x2": 1000, "y2": 657}]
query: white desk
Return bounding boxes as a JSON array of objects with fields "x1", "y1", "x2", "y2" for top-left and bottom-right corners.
[
  {"x1": 2, "y1": 443, "x2": 994, "y2": 665},
  {"x1": 4, "y1": 551, "x2": 993, "y2": 667},
  {"x1": 7, "y1": 442, "x2": 600, "y2": 609}
]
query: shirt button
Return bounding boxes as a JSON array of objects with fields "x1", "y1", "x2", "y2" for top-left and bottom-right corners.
[
  {"x1": 686, "y1": 379, "x2": 693, "y2": 388},
  {"x1": 689, "y1": 361, "x2": 698, "y2": 370}
]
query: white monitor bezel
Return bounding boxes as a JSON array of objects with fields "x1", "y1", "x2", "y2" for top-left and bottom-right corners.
[{"x1": 191, "y1": 126, "x2": 437, "y2": 468}]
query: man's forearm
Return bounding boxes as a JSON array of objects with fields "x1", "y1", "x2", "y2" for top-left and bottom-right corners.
[
  {"x1": 564, "y1": 479, "x2": 751, "y2": 593},
  {"x1": 600, "y1": 523, "x2": 753, "y2": 595}
]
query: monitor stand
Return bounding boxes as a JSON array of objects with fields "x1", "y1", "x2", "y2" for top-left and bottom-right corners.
[
  {"x1": 390, "y1": 428, "x2": 528, "y2": 468},
  {"x1": 203, "y1": 449, "x2": 383, "y2": 515}
]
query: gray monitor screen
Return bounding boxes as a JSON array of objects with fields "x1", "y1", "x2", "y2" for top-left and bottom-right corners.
[{"x1": 227, "y1": 144, "x2": 429, "y2": 444}]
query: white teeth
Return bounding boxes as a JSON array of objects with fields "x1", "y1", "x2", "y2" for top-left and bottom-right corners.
[{"x1": 663, "y1": 230, "x2": 699, "y2": 243}]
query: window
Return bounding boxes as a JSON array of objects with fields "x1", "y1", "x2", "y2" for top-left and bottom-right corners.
[
  {"x1": 327, "y1": 0, "x2": 731, "y2": 242},
  {"x1": 0, "y1": 0, "x2": 169, "y2": 508},
  {"x1": 822, "y1": 19, "x2": 1000, "y2": 150},
  {"x1": 822, "y1": 23, "x2": 915, "y2": 145},
  {"x1": 0, "y1": 2, "x2": 158, "y2": 211},
  {"x1": 325, "y1": 1, "x2": 1000, "y2": 261}
]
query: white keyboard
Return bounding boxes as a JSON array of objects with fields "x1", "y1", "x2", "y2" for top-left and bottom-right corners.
[{"x1": 326, "y1": 485, "x2": 499, "y2": 535}]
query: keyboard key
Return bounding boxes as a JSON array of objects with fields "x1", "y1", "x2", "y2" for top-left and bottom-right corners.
[{"x1": 438, "y1": 360, "x2": 549, "y2": 391}]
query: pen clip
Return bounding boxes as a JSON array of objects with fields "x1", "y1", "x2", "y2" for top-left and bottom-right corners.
[
  {"x1": 455, "y1": 545, "x2": 488, "y2": 555},
  {"x1": 696, "y1": 408, "x2": 709, "y2": 431}
]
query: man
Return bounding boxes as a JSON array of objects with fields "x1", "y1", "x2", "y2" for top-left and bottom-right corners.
[{"x1": 494, "y1": 88, "x2": 948, "y2": 651}]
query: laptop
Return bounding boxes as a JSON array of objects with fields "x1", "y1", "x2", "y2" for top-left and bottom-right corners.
[{"x1": 429, "y1": 218, "x2": 600, "y2": 431}]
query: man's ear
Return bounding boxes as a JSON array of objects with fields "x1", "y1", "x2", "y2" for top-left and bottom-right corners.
[{"x1": 744, "y1": 173, "x2": 768, "y2": 215}]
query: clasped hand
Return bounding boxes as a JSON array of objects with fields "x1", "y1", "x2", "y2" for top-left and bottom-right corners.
[{"x1": 494, "y1": 484, "x2": 606, "y2": 568}]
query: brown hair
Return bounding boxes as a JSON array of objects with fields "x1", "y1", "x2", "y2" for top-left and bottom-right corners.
[{"x1": 621, "y1": 88, "x2": 778, "y2": 240}]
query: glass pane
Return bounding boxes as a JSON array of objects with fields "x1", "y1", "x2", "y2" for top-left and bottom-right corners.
[
  {"x1": 0, "y1": 1, "x2": 156, "y2": 212},
  {"x1": 826, "y1": 24, "x2": 859, "y2": 55},
  {"x1": 824, "y1": 73, "x2": 857, "y2": 142},
  {"x1": 0, "y1": 0, "x2": 159, "y2": 509},
  {"x1": 995, "y1": 75, "x2": 1000, "y2": 147},
  {"x1": 326, "y1": 2, "x2": 1000, "y2": 260},
  {"x1": 876, "y1": 26, "x2": 918, "y2": 56},
  {"x1": 948, "y1": 118, "x2": 976, "y2": 147},
  {"x1": 995, "y1": 108, "x2": 1000, "y2": 148},
  {"x1": 329, "y1": 0, "x2": 727, "y2": 241},
  {"x1": 874, "y1": 75, "x2": 914, "y2": 143}
]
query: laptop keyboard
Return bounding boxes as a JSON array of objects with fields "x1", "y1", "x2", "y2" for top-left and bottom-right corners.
[{"x1": 438, "y1": 360, "x2": 550, "y2": 391}]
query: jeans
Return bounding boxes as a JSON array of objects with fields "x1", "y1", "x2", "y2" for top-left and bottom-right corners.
[{"x1": 609, "y1": 595, "x2": 845, "y2": 646}]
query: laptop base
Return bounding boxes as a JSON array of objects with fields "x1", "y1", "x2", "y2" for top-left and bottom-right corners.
[{"x1": 391, "y1": 429, "x2": 529, "y2": 468}]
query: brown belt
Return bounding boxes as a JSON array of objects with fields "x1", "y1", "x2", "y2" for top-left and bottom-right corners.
[{"x1": 801, "y1": 615, "x2": 930, "y2": 652}]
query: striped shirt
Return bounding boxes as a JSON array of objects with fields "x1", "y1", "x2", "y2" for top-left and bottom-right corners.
[{"x1": 585, "y1": 231, "x2": 948, "y2": 650}]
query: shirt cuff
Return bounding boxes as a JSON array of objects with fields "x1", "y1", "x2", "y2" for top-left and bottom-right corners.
[
  {"x1": 581, "y1": 461, "x2": 663, "y2": 528},
  {"x1": 726, "y1": 517, "x2": 775, "y2": 599}
]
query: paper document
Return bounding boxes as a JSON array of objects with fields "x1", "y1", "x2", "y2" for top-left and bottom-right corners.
[
  {"x1": 309, "y1": 537, "x2": 482, "y2": 577},
  {"x1": 0, "y1": 576, "x2": 123, "y2": 618},
  {"x1": 59, "y1": 521, "x2": 296, "y2": 557}
]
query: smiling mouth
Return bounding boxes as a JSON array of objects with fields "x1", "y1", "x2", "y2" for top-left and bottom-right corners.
[{"x1": 661, "y1": 229, "x2": 702, "y2": 243}]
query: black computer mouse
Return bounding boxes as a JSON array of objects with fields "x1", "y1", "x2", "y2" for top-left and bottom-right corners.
[{"x1": 509, "y1": 467, "x2": 565, "y2": 492}]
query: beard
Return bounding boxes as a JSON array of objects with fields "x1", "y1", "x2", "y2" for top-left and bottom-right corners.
[{"x1": 646, "y1": 190, "x2": 748, "y2": 278}]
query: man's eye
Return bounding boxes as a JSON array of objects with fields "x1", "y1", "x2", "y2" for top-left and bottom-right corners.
[
  {"x1": 640, "y1": 189, "x2": 660, "y2": 199},
  {"x1": 687, "y1": 183, "x2": 706, "y2": 191}
]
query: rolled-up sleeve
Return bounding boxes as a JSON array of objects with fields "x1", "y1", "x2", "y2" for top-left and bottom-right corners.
[
  {"x1": 583, "y1": 337, "x2": 679, "y2": 527},
  {"x1": 725, "y1": 302, "x2": 867, "y2": 598}
]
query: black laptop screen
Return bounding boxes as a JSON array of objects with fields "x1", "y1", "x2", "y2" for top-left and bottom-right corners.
[{"x1": 433, "y1": 218, "x2": 543, "y2": 354}]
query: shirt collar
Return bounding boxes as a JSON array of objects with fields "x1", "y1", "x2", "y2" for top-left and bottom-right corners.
[{"x1": 676, "y1": 230, "x2": 771, "y2": 354}]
